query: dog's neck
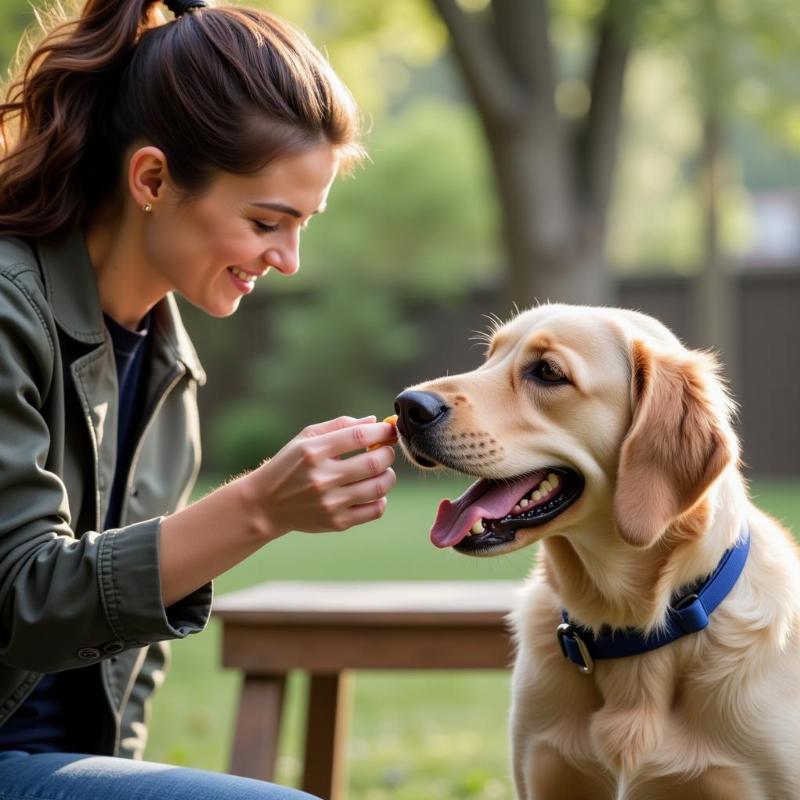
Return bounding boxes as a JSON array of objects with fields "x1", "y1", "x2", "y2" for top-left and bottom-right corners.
[{"x1": 540, "y1": 466, "x2": 749, "y2": 634}]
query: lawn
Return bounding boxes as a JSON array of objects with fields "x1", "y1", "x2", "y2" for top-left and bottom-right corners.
[{"x1": 144, "y1": 474, "x2": 800, "y2": 799}]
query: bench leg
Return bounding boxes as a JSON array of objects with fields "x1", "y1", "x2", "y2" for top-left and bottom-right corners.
[
  {"x1": 228, "y1": 673, "x2": 287, "y2": 781},
  {"x1": 302, "y1": 671, "x2": 351, "y2": 800}
]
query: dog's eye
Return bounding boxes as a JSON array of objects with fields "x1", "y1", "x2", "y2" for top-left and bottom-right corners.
[{"x1": 528, "y1": 360, "x2": 568, "y2": 384}]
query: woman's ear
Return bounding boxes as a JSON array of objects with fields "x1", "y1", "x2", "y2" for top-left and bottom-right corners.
[
  {"x1": 613, "y1": 339, "x2": 736, "y2": 548},
  {"x1": 128, "y1": 145, "x2": 169, "y2": 210}
]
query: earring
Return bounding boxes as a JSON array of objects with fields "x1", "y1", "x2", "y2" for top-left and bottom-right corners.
[{"x1": 143, "y1": 202, "x2": 153, "y2": 213}]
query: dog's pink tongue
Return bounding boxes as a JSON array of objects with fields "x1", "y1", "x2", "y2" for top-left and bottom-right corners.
[{"x1": 430, "y1": 471, "x2": 548, "y2": 549}]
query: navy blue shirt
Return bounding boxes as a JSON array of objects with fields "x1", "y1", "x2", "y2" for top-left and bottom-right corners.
[
  {"x1": 103, "y1": 311, "x2": 152, "y2": 531},
  {"x1": 0, "y1": 312, "x2": 152, "y2": 753}
]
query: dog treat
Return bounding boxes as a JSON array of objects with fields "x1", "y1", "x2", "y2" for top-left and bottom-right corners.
[{"x1": 368, "y1": 414, "x2": 399, "y2": 450}]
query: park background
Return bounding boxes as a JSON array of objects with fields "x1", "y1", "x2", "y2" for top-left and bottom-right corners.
[{"x1": 3, "y1": 0, "x2": 800, "y2": 797}]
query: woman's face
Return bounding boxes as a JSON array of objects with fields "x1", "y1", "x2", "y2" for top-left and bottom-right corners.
[{"x1": 141, "y1": 143, "x2": 339, "y2": 317}]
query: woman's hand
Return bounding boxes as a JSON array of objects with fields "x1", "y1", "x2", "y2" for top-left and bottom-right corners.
[
  {"x1": 160, "y1": 415, "x2": 396, "y2": 604},
  {"x1": 242, "y1": 415, "x2": 398, "y2": 540}
]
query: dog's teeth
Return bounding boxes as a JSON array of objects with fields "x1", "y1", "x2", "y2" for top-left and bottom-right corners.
[
  {"x1": 540, "y1": 480, "x2": 553, "y2": 494},
  {"x1": 470, "y1": 520, "x2": 485, "y2": 534},
  {"x1": 548, "y1": 473, "x2": 560, "y2": 487},
  {"x1": 532, "y1": 491, "x2": 542, "y2": 502},
  {"x1": 520, "y1": 498, "x2": 529, "y2": 508},
  {"x1": 513, "y1": 505, "x2": 522, "y2": 514}
]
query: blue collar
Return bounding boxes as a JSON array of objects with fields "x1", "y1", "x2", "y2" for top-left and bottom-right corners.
[{"x1": 557, "y1": 527, "x2": 751, "y2": 674}]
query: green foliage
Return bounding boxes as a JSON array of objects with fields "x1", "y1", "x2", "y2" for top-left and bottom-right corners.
[
  {"x1": 209, "y1": 281, "x2": 421, "y2": 475},
  {"x1": 0, "y1": 0, "x2": 35, "y2": 82},
  {"x1": 289, "y1": 98, "x2": 501, "y2": 295},
  {"x1": 207, "y1": 400, "x2": 290, "y2": 476},
  {"x1": 735, "y1": 115, "x2": 800, "y2": 191},
  {"x1": 261, "y1": 0, "x2": 446, "y2": 114},
  {"x1": 636, "y1": 0, "x2": 800, "y2": 150}
]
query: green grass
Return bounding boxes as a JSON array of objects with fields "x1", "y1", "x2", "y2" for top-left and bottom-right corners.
[{"x1": 144, "y1": 475, "x2": 800, "y2": 798}]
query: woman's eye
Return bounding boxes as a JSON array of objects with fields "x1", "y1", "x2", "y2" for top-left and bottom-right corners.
[
  {"x1": 253, "y1": 220, "x2": 279, "y2": 234},
  {"x1": 528, "y1": 360, "x2": 568, "y2": 384}
]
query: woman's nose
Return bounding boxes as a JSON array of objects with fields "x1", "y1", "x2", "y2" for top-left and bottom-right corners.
[{"x1": 264, "y1": 242, "x2": 300, "y2": 275}]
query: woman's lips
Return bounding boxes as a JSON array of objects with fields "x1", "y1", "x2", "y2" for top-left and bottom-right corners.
[{"x1": 227, "y1": 267, "x2": 257, "y2": 293}]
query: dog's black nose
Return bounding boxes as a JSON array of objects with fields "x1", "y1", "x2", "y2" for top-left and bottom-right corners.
[{"x1": 394, "y1": 391, "x2": 449, "y2": 437}]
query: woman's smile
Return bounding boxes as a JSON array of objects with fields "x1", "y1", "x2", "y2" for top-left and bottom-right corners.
[{"x1": 226, "y1": 265, "x2": 267, "y2": 293}]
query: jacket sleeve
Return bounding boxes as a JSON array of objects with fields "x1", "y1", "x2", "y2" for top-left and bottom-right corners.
[{"x1": 0, "y1": 269, "x2": 212, "y2": 673}]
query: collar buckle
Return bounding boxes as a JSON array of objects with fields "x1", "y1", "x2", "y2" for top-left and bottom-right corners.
[
  {"x1": 672, "y1": 592, "x2": 699, "y2": 611},
  {"x1": 556, "y1": 622, "x2": 595, "y2": 675}
]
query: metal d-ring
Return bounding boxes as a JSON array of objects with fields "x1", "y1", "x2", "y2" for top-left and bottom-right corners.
[{"x1": 556, "y1": 622, "x2": 595, "y2": 675}]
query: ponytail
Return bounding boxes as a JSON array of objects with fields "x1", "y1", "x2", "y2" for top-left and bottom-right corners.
[
  {"x1": 0, "y1": 1, "x2": 161, "y2": 238},
  {"x1": 0, "y1": 0, "x2": 363, "y2": 239}
]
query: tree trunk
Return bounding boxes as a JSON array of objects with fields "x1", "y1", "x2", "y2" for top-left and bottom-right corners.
[
  {"x1": 692, "y1": 113, "x2": 740, "y2": 394},
  {"x1": 488, "y1": 122, "x2": 608, "y2": 309},
  {"x1": 430, "y1": 0, "x2": 632, "y2": 310}
]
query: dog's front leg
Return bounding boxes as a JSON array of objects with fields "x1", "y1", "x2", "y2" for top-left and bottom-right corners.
[
  {"x1": 623, "y1": 767, "x2": 763, "y2": 800},
  {"x1": 513, "y1": 740, "x2": 616, "y2": 800}
]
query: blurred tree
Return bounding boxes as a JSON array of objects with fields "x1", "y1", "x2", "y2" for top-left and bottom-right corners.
[
  {"x1": 297, "y1": 99, "x2": 500, "y2": 296},
  {"x1": 429, "y1": 0, "x2": 800, "y2": 312},
  {"x1": 639, "y1": 0, "x2": 800, "y2": 387},
  {"x1": 429, "y1": 0, "x2": 638, "y2": 306}
]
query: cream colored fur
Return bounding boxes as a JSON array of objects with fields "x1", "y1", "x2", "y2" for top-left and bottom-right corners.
[{"x1": 405, "y1": 304, "x2": 800, "y2": 799}]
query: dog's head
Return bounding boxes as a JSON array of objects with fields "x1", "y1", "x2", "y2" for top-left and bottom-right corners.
[{"x1": 395, "y1": 303, "x2": 738, "y2": 556}]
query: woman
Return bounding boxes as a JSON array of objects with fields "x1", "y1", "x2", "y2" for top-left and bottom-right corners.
[{"x1": 0, "y1": 0, "x2": 397, "y2": 797}]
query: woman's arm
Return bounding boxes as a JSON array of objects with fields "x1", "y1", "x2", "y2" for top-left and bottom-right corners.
[{"x1": 158, "y1": 416, "x2": 397, "y2": 606}]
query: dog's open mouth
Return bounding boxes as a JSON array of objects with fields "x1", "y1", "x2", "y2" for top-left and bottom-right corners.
[{"x1": 430, "y1": 467, "x2": 584, "y2": 553}]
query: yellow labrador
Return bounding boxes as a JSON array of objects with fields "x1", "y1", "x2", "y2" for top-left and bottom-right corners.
[{"x1": 394, "y1": 304, "x2": 800, "y2": 800}]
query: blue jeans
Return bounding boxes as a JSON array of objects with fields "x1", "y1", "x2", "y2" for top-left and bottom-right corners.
[{"x1": 0, "y1": 751, "x2": 320, "y2": 800}]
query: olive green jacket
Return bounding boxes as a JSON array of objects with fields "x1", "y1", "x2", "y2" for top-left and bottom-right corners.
[{"x1": 0, "y1": 230, "x2": 212, "y2": 758}]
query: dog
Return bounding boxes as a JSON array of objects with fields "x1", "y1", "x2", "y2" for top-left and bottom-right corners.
[{"x1": 393, "y1": 303, "x2": 800, "y2": 799}]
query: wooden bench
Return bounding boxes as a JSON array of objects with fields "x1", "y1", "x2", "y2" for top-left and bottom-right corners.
[{"x1": 213, "y1": 580, "x2": 520, "y2": 799}]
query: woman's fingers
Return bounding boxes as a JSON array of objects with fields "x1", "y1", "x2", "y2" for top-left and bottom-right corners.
[
  {"x1": 333, "y1": 498, "x2": 388, "y2": 530},
  {"x1": 336, "y1": 445, "x2": 396, "y2": 486},
  {"x1": 258, "y1": 416, "x2": 399, "y2": 536},
  {"x1": 301, "y1": 415, "x2": 376, "y2": 440},
  {"x1": 322, "y1": 469, "x2": 397, "y2": 526},
  {"x1": 316, "y1": 421, "x2": 398, "y2": 458}
]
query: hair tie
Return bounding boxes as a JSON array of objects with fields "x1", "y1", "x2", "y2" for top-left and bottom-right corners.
[{"x1": 165, "y1": 0, "x2": 208, "y2": 18}]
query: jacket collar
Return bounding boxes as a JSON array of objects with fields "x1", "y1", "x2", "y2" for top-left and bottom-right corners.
[{"x1": 36, "y1": 229, "x2": 206, "y2": 385}]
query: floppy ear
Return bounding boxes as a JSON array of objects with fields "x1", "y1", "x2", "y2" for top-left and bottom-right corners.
[{"x1": 613, "y1": 339, "x2": 736, "y2": 548}]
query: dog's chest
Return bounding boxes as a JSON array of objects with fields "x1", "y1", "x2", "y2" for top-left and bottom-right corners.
[{"x1": 526, "y1": 647, "x2": 798, "y2": 783}]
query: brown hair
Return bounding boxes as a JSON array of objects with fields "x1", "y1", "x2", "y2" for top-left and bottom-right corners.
[{"x1": 0, "y1": 0, "x2": 364, "y2": 239}]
